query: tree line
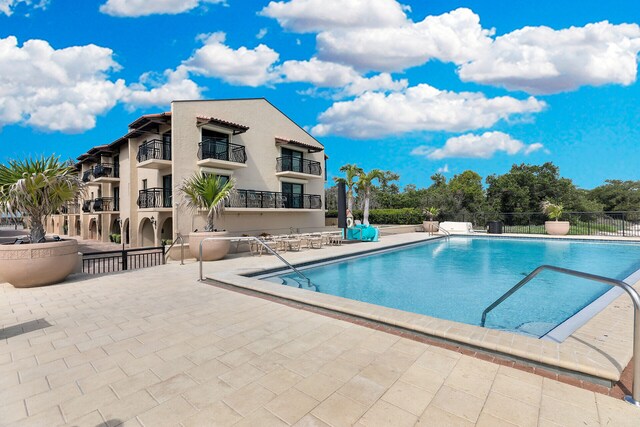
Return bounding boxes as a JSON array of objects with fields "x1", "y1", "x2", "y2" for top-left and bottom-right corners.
[{"x1": 325, "y1": 162, "x2": 640, "y2": 218}]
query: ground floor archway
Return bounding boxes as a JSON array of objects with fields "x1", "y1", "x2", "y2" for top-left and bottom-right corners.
[
  {"x1": 160, "y1": 217, "x2": 173, "y2": 243},
  {"x1": 139, "y1": 218, "x2": 155, "y2": 247},
  {"x1": 123, "y1": 218, "x2": 130, "y2": 245},
  {"x1": 88, "y1": 219, "x2": 98, "y2": 240},
  {"x1": 75, "y1": 219, "x2": 81, "y2": 236}
]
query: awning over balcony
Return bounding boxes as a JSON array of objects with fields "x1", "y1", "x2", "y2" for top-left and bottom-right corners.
[
  {"x1": 275, "y1": 137, "x2": 324, "y2": 153},
  {"x1": 196, "y1": 116, "x2": 249, "y2": 135}
]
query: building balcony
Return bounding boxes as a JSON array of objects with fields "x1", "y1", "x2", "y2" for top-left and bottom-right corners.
[
  {"x1": 92, "y1": 163, "x2": 119, "y2": 183},
  {"x1": 225, "y1": 190, "x2": 322, "y2": 212},
  {"x1": 137, "y1": 139, "x2": 172, "y2": 169},
  {"x1": 82, "y1": 200, "x2": 92, "y2": 213},
  {"x1": 61, "y1": 203, "x2": 80, "y2": 215},
  {"x1": 137, "y1": 188, "x2": 172, "y2": 210},
  {"x1": 275, "y1": 157, "x2": 323, "y2": 180},
  {"x1": 93, "y1": 197, "x2": 118, "y2": 212},
  {"x1": 197, "y1": 139, "x2": 247, "y2": 170}
]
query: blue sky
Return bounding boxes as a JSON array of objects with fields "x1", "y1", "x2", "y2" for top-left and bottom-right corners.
[{"x1": 1, "y1": 0, "x2": 639, "y2": 189}]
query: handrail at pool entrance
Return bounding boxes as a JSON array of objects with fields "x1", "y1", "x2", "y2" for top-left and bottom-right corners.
[
  {"x1": 432, "y1": 224, "x2": 451, "y2": 240},
  {"x1": 480, "y1": 264, "x2": 640, "y2": 407},
  {"x1": 198, "y1": 236, "x2": 311, "y2": 287},
  {"x1": 164, "y1": 233, "x2": 185, "y2": 265}
]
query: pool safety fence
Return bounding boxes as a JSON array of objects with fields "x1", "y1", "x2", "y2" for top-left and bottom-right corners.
[
  {"x1": 446, "y1": 211, "x2": 640, "y2": 237},
  {"x1": 82, "y1": 245, "x2": 166, "y2": 275}
]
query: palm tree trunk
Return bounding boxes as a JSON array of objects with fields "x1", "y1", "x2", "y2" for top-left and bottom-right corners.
[
  {"x1": 205, "y1": 210, "x2": 215, "y2": 232},
  {"x1": 347, "y1": 188, "x2": 354, "y2": 212},
  {"x1": 30, "y1": 217, "x2": 45, "y2": 242},
  {"x1": 363, "y1": 189, "x2": 371, "y2": 226}
]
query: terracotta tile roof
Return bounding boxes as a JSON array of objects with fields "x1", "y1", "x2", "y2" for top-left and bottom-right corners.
[
  {"x1": 275, "y1": 137, "x2": 324, "y2": 152},
  {"x1": 196, "y1": 116, "x2": 249, "y2": 134}
]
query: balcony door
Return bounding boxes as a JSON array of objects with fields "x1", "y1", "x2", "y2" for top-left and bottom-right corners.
[
  {"x1": 162, "y1": 175, "x2": 172, "y2": 208},
  {"x1": 202, "y1": 129, "x2": 229, "y2": 161},
  {"x1": 282, "y1": 148, "x2": 303, "y2": 173},
  {"x1": 162, "y1": 132, "x2": 171, "y2": 160},
  {"x1": 113, "y1": 187, "x2": 120, "y2": 211},
  {"x1": 282, "y1": 182, "x2": 303, "y2": 208}
]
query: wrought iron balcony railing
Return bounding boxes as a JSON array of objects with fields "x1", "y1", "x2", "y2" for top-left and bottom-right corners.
[
  {"x1": 82, "y1": 170, "x2": 92, "y2": 182},
  {"x1": 137, "y1": 139, "x2": 172, "y2": 162},
  {"x1": 137, "y1": 188, "x2": 172, "y2": 209},
  {"x1": 82, "y1": 200, "x2": 92, "y2": 213},
  {"x1": 198, "y1": 139, "x2": 247, "y2": 164},
  {"x1": 276, "y1": 157, "x2": 322, "y2": 176},
  {"x1": 93, "y1": 163, "x2": 118, "y2": 179},
  {"x1": 226, "y1": 190, "x2": 322, "y2": 209},
  {"x1": 93, "y1": 197, "x2": 117, "y2": 212}
]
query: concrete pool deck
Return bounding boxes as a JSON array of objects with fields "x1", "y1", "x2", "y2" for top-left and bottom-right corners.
[
  {"x1": 207, "y1": 232, "x2": 640, "y2": 386},
  {"x1": 0, "y1": 233, "x2": 639, "y2": 425}
]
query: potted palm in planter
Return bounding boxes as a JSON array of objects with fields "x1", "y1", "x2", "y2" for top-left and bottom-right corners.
[
  {"x1": 0, "y1": 156, "x2": 84, "y2": 287},
  {"x1": 542, "y1": 201, "x2": 570, "y2": 235},
  {"x1": 180, "y1": 172, "x2": 235, "y2": 261},
  {"x1": 422, "y1": 207, "x2": 440, "y2": 232}
]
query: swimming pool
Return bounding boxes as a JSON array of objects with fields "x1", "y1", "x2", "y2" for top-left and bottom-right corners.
[{"x1": 263, "y1": 236, "x2": 640, "y2": 339}]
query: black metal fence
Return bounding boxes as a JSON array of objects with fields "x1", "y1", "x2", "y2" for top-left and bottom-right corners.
[
  {"x1": 226, "y1": 190, "x2": 322, "y2": 209},
  {"x1": 198, "y1": 139, "x2": 247, "y2": 164},
  {"x1": 276, "y1": 157, "x2": 322, "y2": 176},
  {"x1": 445, "y1": 211, "x2": 640, "y2": 237},
  {"x1": 82, "y1": 246, "x2": 165, "y2": 275}
]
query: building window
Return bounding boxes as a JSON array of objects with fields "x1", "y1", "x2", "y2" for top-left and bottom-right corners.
[{"x1": 142, "y1": 179, "x2": 147, "y2": 190}]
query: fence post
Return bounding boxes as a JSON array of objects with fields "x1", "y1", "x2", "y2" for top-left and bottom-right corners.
[
  {"x1": 623, "y1": 212, "x2": 626, "y2": 237},
  {"x1": 162, "y1": 242, "x2": 166, "y2": 265},
  {"x1": 122, "y1": 249, "x2": 128, "y2": 271}
]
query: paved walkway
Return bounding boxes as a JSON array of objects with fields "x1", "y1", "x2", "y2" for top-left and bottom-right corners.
[{"x1": 1, "y1": 251, "x2": 640, "y2": 425}]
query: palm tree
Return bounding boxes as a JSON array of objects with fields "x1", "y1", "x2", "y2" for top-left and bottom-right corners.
[
  {"x1": 333, "y1": 164, "x2": 363, "y2": 212},
  {"x1": 0, "y1": 155, "x2": 84, "y2": 243},
  {"x1": 179, "y1": 173, "x2": 235, "y2": 231},
  {"x1": 357, "y1": 169, "x2": 385, "y2": 226}
]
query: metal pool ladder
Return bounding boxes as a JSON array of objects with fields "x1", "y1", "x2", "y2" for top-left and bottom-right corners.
[
  {"x1": 198, "y1": 236, "x2": 312, "y2": 288},
  {"x1": 480, "y1": 264, "x2": 640, "y2": 408}
]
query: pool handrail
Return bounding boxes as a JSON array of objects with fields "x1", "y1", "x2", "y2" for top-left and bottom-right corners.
[
  {"x1": 198, "y1": 236, "x2": 311, "y2": 288},
  {"x1": 164, "y1": 233, "x2": 185, "y2": 265},
  {"x1": 480, "y1": 264, "x2": 640, "y2": 407},
  {"x1": 434, "y1": 224, "x2": 451, "y2": 239}
]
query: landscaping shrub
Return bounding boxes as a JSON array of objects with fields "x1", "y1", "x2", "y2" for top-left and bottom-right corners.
[{"x1": 325, "y1": 208, "x2": 422, "y2": 225}]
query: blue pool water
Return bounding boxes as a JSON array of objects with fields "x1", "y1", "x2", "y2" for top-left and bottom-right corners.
[{"x1": 264, "y1": 237, "x2": 640, "y2": 338}]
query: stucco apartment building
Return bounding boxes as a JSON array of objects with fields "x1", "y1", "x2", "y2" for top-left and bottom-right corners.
[{"x1": 47, "y1": 98, "x2": 327, "y2": 248}]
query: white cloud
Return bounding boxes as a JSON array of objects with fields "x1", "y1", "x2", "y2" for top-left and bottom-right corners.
[
  {"x1": 121, "y1": 66, "x2": 203, "y2": 108},
  {"x1": 99, "y1": 0, "x2": 224, "y2": 17},
  {"x1": 260, "y1": 0, "x2": 407, "y2": 33},
  {"x1": 256, "y1": 28, "x2": 268, "y2": 40},
  {"x1": 437, "y1": 164, "x2": 449, "y2": 173},
  {"x1": 0, "y1": 36, "x2": 125, "y2": 133},
  {"x1": 0, "y1": 0, "x2": 48, "y2": 16},
  {"x1": 458, "y1": 21, "x2": 640, "y2": 94},
  {"x1": 183, "y1": 32, "x2": 279, "y2": 87},
  {"x1": 317, "y1": 8, "x2": 493, "y2": 72},
  {"x1": 311, "y1": 84, "x2": 546, "y2": 139},
  {"x1": 412, "y1": 131, "x2": 544, "y2": 160},
  {"x1": 276, "y1": 58, "x2": 407, "y2": 96},
  {"x1": 0, "y1": 36, "x2": 204, "y2": 133}
]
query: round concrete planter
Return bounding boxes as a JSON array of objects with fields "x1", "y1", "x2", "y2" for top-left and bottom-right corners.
[
  {"x1": 545, "y1": 221, "x2": 570, "y2": 236},
  {"x1": 189, "y1": 231, "x2": 231, "y2": 261},
  {"x1": 422, "y1": 221, "x2": 439, "y2": 232},
  {"x1": 0, "y1": 239, "x2": 79, "y2": 288}
]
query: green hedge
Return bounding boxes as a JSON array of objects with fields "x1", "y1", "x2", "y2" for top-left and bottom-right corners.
[{"x1": 326, "y1": 208, "x2": 422, "y2": 225}]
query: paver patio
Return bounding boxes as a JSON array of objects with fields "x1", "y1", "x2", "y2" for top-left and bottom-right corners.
[{"x1": 1, "y1": 239, "x2": 640, "y2": 426}]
